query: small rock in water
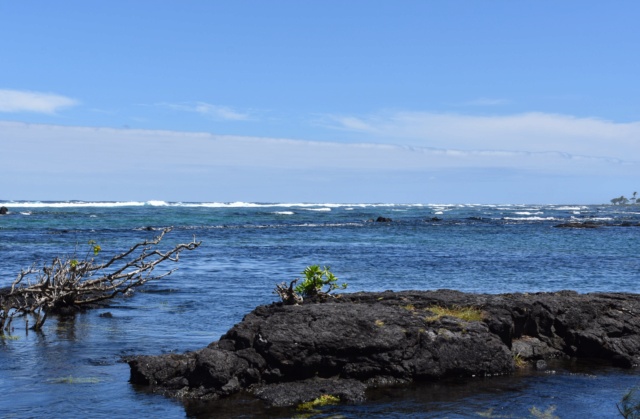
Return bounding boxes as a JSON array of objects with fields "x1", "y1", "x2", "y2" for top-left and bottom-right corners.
[{"x1": 535, "y1": 360, "x2": 548, "y2": 371}]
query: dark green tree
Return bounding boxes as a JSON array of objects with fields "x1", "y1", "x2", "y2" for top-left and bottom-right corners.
[{"x1": 611, "y1": 195, "x2": 630, "y2": 205}]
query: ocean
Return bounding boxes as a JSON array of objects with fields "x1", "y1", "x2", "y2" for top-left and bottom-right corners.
[{"x1": 0, "y1": 201, "x2": 639, "y2": 418}]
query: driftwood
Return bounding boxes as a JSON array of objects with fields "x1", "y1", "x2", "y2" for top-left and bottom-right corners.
[
  {"x1": 1, "y1": 227, "x2": 201, "y2": 331},
  {"x1": 274, "y1": 279, "x2": 303, "y2": 305}
]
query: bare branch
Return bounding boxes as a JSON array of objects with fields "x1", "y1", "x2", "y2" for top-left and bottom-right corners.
[{"x1": 1, "y1": 228, "x2": 201, "y2": 331}]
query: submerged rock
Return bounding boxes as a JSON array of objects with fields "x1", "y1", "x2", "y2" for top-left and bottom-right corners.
[
  {"x1": 554, "y1": 222, "x2": 600, "y2": 228},
  {"x1": 128, "y1": 290, "x2": 640, "y2": 407}
]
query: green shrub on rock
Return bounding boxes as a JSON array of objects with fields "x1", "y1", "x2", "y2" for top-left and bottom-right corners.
[
  {"x1": 274, "y1": 265, "x2": 347, "y2": 304},
  {"x1": 294, "y1": 265, "x2": 346, "y2": 298}
]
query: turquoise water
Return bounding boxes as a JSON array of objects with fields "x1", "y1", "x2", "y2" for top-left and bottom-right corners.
[{"x1": 0, "y1": 202, "x2": 639, "y2": 418}]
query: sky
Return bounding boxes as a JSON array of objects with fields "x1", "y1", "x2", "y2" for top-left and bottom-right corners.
[{"x1": 1, "y1": 1, "x2": 639, "y2": 204}]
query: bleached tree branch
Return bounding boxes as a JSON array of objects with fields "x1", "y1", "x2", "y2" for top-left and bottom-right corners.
[{"x1": 1, "y1": 227, "x2": 201, "y2": 331}]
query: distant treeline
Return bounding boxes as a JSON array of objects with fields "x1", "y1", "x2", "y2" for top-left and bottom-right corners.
[{"x1": 611, "y1": 192, "x2": 638, "y2": 205}]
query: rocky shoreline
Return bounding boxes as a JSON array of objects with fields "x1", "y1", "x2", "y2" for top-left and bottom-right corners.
[{"x1": 128, "y1": 290, "x2": 640, "y2": 409}]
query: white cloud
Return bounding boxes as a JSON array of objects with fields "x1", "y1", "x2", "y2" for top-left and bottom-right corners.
[
  {"x1": 0, "y1": 89, "x2": 79, "y2": 114},
  {"x1": 193, "y1": 102, "x2": 249, "y2": 120},
  {"x1": 0, "y1": 121, "x2": 636, "y2": 203},
  {"x1": 159, "y1": 101, "x2": 250, "y2": 121},
  {"x1": 323, "y1": 111, "x2": 640, "y2": 161},
  {"x1": 0, "y1": 120, "x2": 634, "y2": 174}
]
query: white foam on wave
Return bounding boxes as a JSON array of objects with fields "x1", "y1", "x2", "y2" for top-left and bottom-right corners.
[
  {"x1": 555, "y1": 206, "x2": 587, "y2": 211},
  {"x1": 273, "y1": 211, "x2": 295, "y2": 215},
  {"x1": 177, "y1": 201, "x2": 361, "y2": 209},
  {"x1": 145, "y1": 200, "x2": 170, "y2": 206},
  {"x1": 183, "y1": 202, "x2": 267, "y2": 208},
  {"x1": 0, "y1": 201, "x2": 146, "y2": 208},
  {"x1": 176, "y1": 202, "x2": 374, "y2": 209},
  {"x1": 4, "y1": 201, "x2": 583, "y2": 211},
  {"x1": 0, "y1": 200, "x2": 428, "y2": 209},
  {"x1": 514, "y1": 211, "x2": 544, "y2": 215},
  {"x1": 570, "y1": 216, "x2": 612, "y2": 221},
  {"x1": 502, "y1": 216, "x2": 558, "y2": 221},
  {"x1": 291, "y1": 222, "x2": 363, "y2": 228},
  {"x1": 20, "y1": 211, "x2": 31, "y2": 215}
]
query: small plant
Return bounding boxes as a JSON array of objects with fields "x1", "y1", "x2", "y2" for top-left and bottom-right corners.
[
  {"x1": 424, "y1": 305, "x2": 484, "y2": 323},
  {"x1": 70, "y1": 240, "x2": 100, "y2": 270},
  {"x1": 513, "y1": 353, "x2": 528, "y2": 369},
  {"x1": 0, "y1": 334, "x2": 19, "y2": 341},
  {"x1": 618, "y1": 387, "x2": 640, "y2": 418},
  {"x1": 477, "y1": 405, "x2": 558, "y2": 418},
  {"x1": 294, "y1": 265, "x2": 347, "y2": 298},
  {"x1": 529, "y1": 405, "x2": 558, "y2": 419},
  {"x1": 297, "y1": 394, "x2": 340, "y2": 412},
  {"x1": 374, "y1": 319, "x2": 385, "y2": 327},
  {"x1": 48, "y1": 375, "x2": 101, "y2": 384},
  {"x1": 274, "y1": 265, "x2": 347, "y2": 304},
  {"x1": 475, "y1": 408, "x2": 509, "y2": 418},
  {"x1": 88, "y1": 240, "x2": 101, "y2": 256}
]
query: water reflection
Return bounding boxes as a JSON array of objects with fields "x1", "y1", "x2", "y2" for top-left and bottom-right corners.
[
  {"x1": 54, "y1": 313, "x2": 79, "y2": 341},
  {"x1": 180, "y1": 361, "x2": 640, "y2": 418}
]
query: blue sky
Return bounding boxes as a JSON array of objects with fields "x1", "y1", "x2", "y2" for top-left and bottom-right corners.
[{"x1": 1, "y1": 1, "x2": 638, "y2": 204}]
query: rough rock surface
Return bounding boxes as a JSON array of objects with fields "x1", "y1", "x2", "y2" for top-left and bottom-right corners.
[{"x1": 128, "y1": 290, "x2": 640, "y2": 407}]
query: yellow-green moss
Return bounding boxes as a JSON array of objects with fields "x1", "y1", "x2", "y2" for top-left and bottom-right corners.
[
  {"x1": 529, "y1": 405, "x2": 559, "y2": 419},
  {"x1": 424, "y1": 305, "x2": 484, "y2": 323},
  {"x1": 297, "y1": 394, "x2": 340, "y2": 411},
  {"x1": 374, "y1": 319, "x2": 385, "y2": 327},
  {"x1": 0, "y1": 334, "x2": 20, "y2": 341},
  {"x1": 477, "y1": 405, "x2": 558, "y2": 419}
]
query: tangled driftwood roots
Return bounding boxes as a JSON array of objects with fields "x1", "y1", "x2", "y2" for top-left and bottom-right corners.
[{"x1": 1, "y1": 228, "x2": 201, "y2": 331}]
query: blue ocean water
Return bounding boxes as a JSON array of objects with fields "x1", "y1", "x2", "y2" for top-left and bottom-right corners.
[{"x1": 0, "y1": 201, "x2": 639, "y2": 418}]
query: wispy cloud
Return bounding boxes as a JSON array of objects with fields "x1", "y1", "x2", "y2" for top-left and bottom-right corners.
[
  {"x1": 1, "y1": 121, "x2": 636, "y2": 203},
  {"x1": 1, "y1": 120, "x2": 634, "y2": 174},
  {"x1": 322, "y1": 111, "x2": 640, "y2": 161},
  {"x1": 0, "y1": 89, "x2": 79, "y2": 114},
  {"x1": 159, "y1": 101, "x2": 250, "y2": 121},
  {"x1": 462, "y1": 98, "x2": 511, "y2": 106}
]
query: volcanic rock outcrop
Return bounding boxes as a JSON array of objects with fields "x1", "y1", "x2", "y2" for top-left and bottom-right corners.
[{"x1": 128, "y1": 290, "x2": 640, "y2": 408}]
